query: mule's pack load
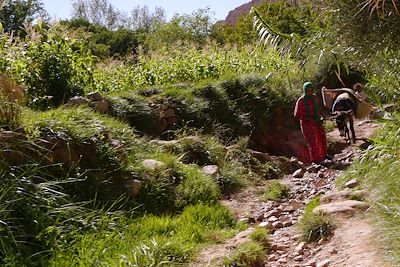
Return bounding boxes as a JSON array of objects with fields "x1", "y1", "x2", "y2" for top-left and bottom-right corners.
[{"x1": 321, "y1": 87, "x2": 374, "y2": 119}]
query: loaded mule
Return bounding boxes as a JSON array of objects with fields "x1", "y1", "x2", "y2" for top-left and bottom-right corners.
[{"x1": 331, "y1": 92, "x2": 357, "y2": 143}]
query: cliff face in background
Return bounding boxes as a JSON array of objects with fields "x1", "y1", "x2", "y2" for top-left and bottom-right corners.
[
  {"x1": 224, "y1": 0, "x2": 300, "y2": 26},
  {"x1": 224, "y1": 0, "x2": 266, "y2": 26}
]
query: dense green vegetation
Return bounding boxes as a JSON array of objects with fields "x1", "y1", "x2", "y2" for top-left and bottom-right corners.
[{"x1": 1, "y1": 0, "x2": 400, "y2": 265}]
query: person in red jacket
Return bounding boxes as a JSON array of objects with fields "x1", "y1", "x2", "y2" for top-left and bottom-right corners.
[{"x1": 294, "y1": 81, "x2": 327, "y2": 163}]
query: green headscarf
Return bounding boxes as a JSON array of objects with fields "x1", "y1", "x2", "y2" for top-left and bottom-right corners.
[{"x1": 303, "y1": 82, "x2": 320, "y2": 122}]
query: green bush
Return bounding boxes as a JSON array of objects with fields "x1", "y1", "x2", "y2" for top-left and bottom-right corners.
[
  {"x1": 0, "y1": 164, "x2": 87, "y2": 265},
  {"x1": 14, "y1": 23, "x2": 95, "y2": 109}
]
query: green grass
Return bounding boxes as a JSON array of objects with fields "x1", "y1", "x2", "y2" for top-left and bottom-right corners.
[
  {"x1": 176, "y1": 165, "x2": 221, "y2": 208},
  {"x1": 49, "y1": 204, "x2": 238, "y2": 266},
  {"x1": 92, "y1": 45, "x2": 300, "y2": 93},
  {"x1": 337, "y1": 115, "x2": 400, "y2": 265},
  {"x1": 222, "y1": 241, "x2": 266, "y2": 267},
  {"x1": 298, "y1": 197, "x2": 335, "y2": 243},
  {"x1": 22, "y1": 106, "x2": 137, "y2": 141},
  {"x1": 260, "y1": 180, "x2": 290, "y2": 201},
  {"x1": 249, "y1": 227, "x2": 270, "y2": 248}
]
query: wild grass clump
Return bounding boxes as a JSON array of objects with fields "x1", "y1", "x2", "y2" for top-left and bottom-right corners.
[
  {"x1": 298, "y1": 197, "x2": 335, "y2": 243},
  {"x1": 222, "y1": 241, "x2": 266, "y2": 267},
  {"x1": 50, "y1": 204, "x2": 237, "y2": 266},
  {"x1": 260, "y1": 180, "x2": 290, "y2": 201},
  {"x1": 176, "y1": 165, "x2": 221, "y2": 208},
  {"x1": 249, "y1": 227, "x2": 270, "y2": 248},
  {"x1": 0, "y1": 163, "x2": 123, "y2": 266}
]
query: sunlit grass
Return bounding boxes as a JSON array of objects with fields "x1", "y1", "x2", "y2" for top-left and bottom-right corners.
[
  {"x1": 49, "y1": 204, "x2": 238, "y2": 266},
  {"x1": 298, "y1": 197, "x2": 335, "y2": 243},
  {"x1": 337, "y1": 116, "x2": 400, "y2": 265}
]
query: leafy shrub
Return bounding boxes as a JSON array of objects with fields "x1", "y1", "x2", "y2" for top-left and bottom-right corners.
[
  {"x1": 260, "y1": 180, "x2": 290, "y2": 201},
  {"x1": 250, "y1": 158, "x2": 281, "y2": 179},
  {"x1": 15, "y1": 23, "x2": 95, "y2": 109},
  {"x1": 217, "y1": 163, "x2": 249, "y2": 194}
]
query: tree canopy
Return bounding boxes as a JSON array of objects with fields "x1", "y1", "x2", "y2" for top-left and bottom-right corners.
[{"x1": 0, "y1": 0, "x2": 47, "y2": 36}]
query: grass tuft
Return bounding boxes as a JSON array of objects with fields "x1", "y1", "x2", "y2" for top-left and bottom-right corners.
[
  {"x1": 260, "y1": 180, "x2": 290, "y2": 201},
  {"x1": 298, "y1": 197, "x2": 335, "y2": 243},
  {"x1": 249, "y1": 227, "x2": 270, "y2": 248},
  {"x1": 222, "y1": 241, "x2": 265, "y2": 267}
]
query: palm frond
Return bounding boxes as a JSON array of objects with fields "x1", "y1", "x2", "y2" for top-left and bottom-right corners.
[{"x1": 250, "y1": 7, "x2": 301, "y2": 54}]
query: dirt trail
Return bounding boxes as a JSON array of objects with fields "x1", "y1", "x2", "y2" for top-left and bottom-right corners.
[{"x1": 191, "y1": 119, "x2": 389, "y2": 267}]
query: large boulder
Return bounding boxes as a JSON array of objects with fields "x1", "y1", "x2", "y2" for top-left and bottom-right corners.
[{"x1": 313, "y1": 200, "x2": 370, "y2": 216}]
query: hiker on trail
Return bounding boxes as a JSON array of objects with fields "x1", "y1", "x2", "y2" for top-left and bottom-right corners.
[{"x1": 294, "y1": 81, "x2": 327, "y2": 163}]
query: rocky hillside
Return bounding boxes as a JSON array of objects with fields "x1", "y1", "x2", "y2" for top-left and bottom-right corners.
[
  {"x1": 224, "y1": 0, "x2": 302, "y2": 25},
  {"x1": 225, "y1": 0, "x2": 265, "y2": 25}
]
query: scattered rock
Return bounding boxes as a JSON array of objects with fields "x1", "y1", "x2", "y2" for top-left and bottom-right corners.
[
  {"x1": 294, "y1": 242, "x2": 306, "y2": 254},
  {"x1": 256, "y1": 213, "x2": 264, "y2": 222},
  {"x1": 306, "y1": 259, "x2": 317, "y2": 267},
  {"x1": 272, "y1": 221, "x2": 284, "y2": 229},
  {"x1": 345, "y1": 178, "x2": 358, "y2": 188},
  {"x1": 294, "y1": 255, "x2": 303, "y2": 261},
  {"x1": 248, "y1": 149, "x2": 272, "y2": 162},
  {"x1": 293, "y1": 168, "x2": 306, "y2": 178},
  {"x1": 202, "y1": 165, "x2": 219, "y2": 176},
  {"x1": 86, "y1": 91, "x2": 103, "y2": 102},
  {"x1": 149, "y1": 139, "x2": 179, "y2": 147},
  {"x1": 129, "y1": 179, "x2": 143, "y2": 197},
  {"x1": 142, "y1": 159, "x2": 165, "y2": 170},
  {"x1": 268, "y1": 216, "x2": 279, "y2": 222},
  {"x1": 257, "y1": 221, "x2": 274, "y2": 232},
  {"x1": 306, "y1": 165, "x2": 319, "y2": 173},
  {"x1": 316, "y1": 259, "x2": 331, "y2": 267},
  {"x1": 179, "y1": 135, "x2": 204, "y2": 145},
  {"x1": 93, "y1": 99, "x2": 109, "y2": 113},
  {"x1": 320, "y1": 190, "x2": 369, "y2": 204},
  {"x1": 66, "y1": 96, "x2": 89, "y2": 106},
  {"x1": 110, "y1": 139, "x2": 124, "y2": 148},
  {"x1": 313, "y1": 200, "x2": 370, "y2": 216},
  {"x1": 268, "y1": 254, "x2": 278, "y2": 261}
]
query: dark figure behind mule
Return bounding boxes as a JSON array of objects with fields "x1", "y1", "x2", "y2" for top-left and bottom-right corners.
[{"x1": 332, "y1": 92, "x2": 357, "y2": 143}]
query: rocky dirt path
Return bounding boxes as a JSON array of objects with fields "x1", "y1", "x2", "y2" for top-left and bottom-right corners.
[{"x1": 191, "y1": 120, "x2": 389, "y2": 267}]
